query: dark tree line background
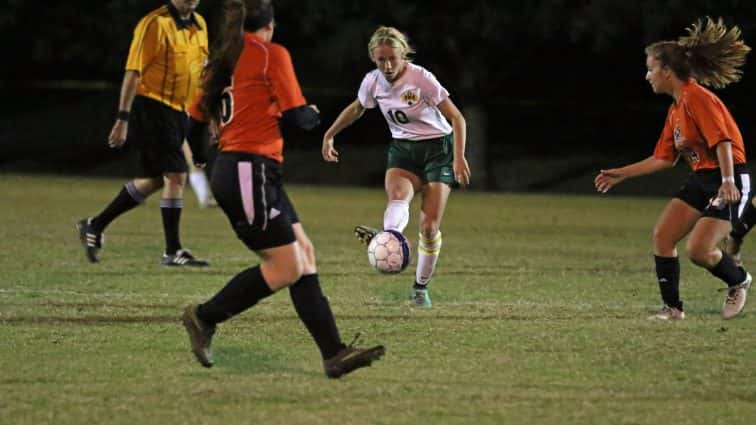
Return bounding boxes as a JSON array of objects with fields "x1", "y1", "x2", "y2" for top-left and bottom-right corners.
[{"x1": 2, "y1": 0, "x2": 755, "y2": 192}]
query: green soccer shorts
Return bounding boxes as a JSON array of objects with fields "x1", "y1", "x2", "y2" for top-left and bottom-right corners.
[{"x1": 386, "y1": 134, "x2": 455, "y2": 184}]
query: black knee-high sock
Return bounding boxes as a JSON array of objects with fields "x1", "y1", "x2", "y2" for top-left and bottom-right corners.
[
  {"x1": 708, "y1": 254, "x2": 747, "y2": 287},
  {"x1": 91, "y1": 182, "x2": 145, "y2": 232},
  {"x1": 160, "y1": 198, "x2": 183, "y2": 255},
  {"x1": 289, "y1": 274, "x2": 345, "y2": 360},
  {"x1": 655, "y1": 255, "x2": 682, "y2": 310},
  {"x1": 197, "y1": 265, "x2": 274, "y2": 325},
  {"x1": 731, "y1": 201, "x2": 756, "y2": 240}
]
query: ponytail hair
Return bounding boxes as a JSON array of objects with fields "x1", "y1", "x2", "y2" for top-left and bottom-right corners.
[
  {"x1": 199, "y1": 0, "x2": 275, "y2": 123},
  {"x1": 645, "y1": 17, "x2": 750, "y2": 89},
  {"x1": 199, "y1": 0, "x2": 245, "y2": 123}
]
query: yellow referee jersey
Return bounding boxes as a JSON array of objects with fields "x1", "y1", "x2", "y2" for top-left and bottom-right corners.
[{"x1": 125, "y1": 3, "x2": 208, "y2": 112}]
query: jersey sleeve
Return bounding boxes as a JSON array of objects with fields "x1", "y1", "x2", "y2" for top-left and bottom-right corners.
[
  {"x1": 684, "y1": 91, "x2": 734, "y2": 148},
  {"x1": 125, "y1": 15, "x2": 162, "y2": 73},
  {"x1": 267, "y1": 44, "x2": 307, "y2": 113},
  {"x1": 652, "y1": 107, "x2": 677, "y2": 162},
  {"x1": 417, "y1": 68, "x2": 449, "y2": 106},
  {"x1": 357, "y1": 73, "x2": 377, "y2": 109}
]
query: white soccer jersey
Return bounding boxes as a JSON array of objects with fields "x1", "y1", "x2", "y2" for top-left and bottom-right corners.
[{"x1": 358, "y1": 63, "x2": 452, "y2": 141}]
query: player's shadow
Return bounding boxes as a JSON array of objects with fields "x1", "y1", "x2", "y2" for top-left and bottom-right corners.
[{"x1": 213, "y1": 346, "x2": 317, "y2": 376}]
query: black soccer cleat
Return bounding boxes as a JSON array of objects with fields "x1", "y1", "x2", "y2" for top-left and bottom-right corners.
[
  {"x1": 161, "y1": 249, "x2": 209, "y2": 267},
  {"x1": 77, "y1": 217, "x2": 103, "y2": 263},
  {"x1": 181, "y1": 304, "x2": 216, "y2": 368},
  {"x1": 323, "y1": 334, "x2": 385, "y2": 379},
  {"x1": 354, "y1": 225, "x2": 379, "y2": 245}
]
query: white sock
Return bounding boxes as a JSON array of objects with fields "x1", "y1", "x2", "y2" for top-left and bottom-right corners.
[
  {"x1": 188, "y1": 170, "x2": 210, "y2": 204},
  {"x1": 416, "y1": 231, "x2": 442, "y2": 286},
  {"x1": 383, "y1": 200, "x2": 409, "y2": 232}
]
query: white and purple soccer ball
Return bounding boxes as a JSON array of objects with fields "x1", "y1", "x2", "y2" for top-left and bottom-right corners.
[{"x1": 367, "y1": 230, "x2": 410, "y2": 273}]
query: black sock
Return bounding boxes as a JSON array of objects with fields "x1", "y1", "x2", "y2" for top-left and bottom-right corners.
[
  {"x1": 654, "y1": 255, "x2": 682, "y2": 310},
  {"x1": 197, "y1": 265, "x2": 274, "y2": 325},
  {"x1": 731, "y1": 201, "x2": 756, "y2": 240},
  {"x1": 708, "y1": 254, "x2": 747, "y2": 287},
  {"x1": 160, "y1": 198, "x2": 183, "y2": 255},
  {"x1": 91, "y1": 182, "x2": 144, "y2": 232},
  {"x1": 289, "y1": 274, "x2": 345, "y2": 360}
]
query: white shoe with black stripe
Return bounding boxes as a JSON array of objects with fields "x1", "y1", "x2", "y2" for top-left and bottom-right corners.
[{"x1": 161, "y1": 249, "x2": 209, "y2": 267}]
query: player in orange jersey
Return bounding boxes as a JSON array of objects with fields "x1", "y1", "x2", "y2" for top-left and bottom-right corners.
[
  {"x1": 595, "y1": 18, "x2": 752, "y2": 320},
  {"x1": 180, "y1": 0, "x2": 384, "y2": 378}
]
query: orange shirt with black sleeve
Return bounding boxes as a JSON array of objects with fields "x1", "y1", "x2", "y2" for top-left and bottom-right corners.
[
  {"x1": 653, "y1": 80, "x2": 746, "y2": 171},
  {"x1": 125, "y1": 3, "x2": 208, "y2": 112},
  {"x1": 189, "y1": 33, "x2": 307, "y2": 163}
]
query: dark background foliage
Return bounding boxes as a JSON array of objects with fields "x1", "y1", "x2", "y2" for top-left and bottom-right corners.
[{"x1": 2, "y1": 0, "x2": 755, "y2": 191}]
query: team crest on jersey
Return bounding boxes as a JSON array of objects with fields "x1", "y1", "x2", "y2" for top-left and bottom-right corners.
[
  {"x1": 673, "y1": 125, "x2": 699, "y2": 164},
  {"x1": 401, "y1": 90, "x2": 419, "y2": 106}
]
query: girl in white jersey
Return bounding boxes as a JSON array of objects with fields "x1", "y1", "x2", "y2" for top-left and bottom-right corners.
[{"x1": 322, "y1": 26, "x2": 471, "y2": 308}]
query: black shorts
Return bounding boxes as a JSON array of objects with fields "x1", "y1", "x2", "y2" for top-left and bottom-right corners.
[
  {"x1": 129, "y1": 95, "x2": 189, "y2": 178},
  {"x1": 675, "y1": 164, "x2": 752, "y2": 221},
  {"x1": 210, "y1": 151, "x2": 298, "y2": 251}
]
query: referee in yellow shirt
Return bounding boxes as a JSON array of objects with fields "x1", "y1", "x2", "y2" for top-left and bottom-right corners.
[{"x1": 77, "y1": 0, "x2": 209, "y2": 266}]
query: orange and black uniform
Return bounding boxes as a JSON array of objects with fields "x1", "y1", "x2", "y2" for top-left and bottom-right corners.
[
  {"x1": 127, "y1": 2, "x2": 208, "y2": 177},
  {"x1": 189, "y1": 33, "x2": 320, "y2": 250},
  {"x1": 654, "y1": 80, "x2": 751, "y2": 219}
]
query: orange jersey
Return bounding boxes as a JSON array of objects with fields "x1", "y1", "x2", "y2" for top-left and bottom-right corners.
[
  {"x1": 653, "y1": 80, "x2": 746, "y2": 171},
  {"x1": 189, "y1": 33, "x2": 307, "y2": 162}
]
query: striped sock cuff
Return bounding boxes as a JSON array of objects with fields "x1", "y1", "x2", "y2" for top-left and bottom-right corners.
[
  {"x1": 160, "y1": 198, "x2": 184, "y2": 208},
  {"x1": 125, "y1": 182, "x2": 147, "y2": 204},
  {"x1": 418, "y1": 231, "x2": 442, "y2": 255}
]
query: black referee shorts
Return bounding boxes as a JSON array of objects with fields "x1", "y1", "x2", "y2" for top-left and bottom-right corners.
[
  {"x1": 128, "y1": 95, "x2": 189, "y2": 178},
  {"x1": 675, "y1": 164, "x2": 752, "y2": 221},
  {"x1": 210, "y1": 151, "x2": 298, "y2": 251}
]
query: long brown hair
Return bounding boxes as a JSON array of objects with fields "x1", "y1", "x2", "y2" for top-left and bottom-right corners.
[
  {"x1": 645, "y1": 17, "x2": 750, "y2": 89},
  {"x1": 198, "y1": 0, "x2": 274, "y2": 123}
]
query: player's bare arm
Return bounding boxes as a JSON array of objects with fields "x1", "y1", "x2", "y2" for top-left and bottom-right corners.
[
  {"x1": 595, "y1": 156, "x2": 674, "y2": 193},
  {"x1": 322, "y1": 99, "x2": 365, "y2": 162},
  {"x1": 715, "y1": 140, "x2": 740, "y2": 204},
  {"x1": 108, "y1": 70, "x2": 140, "y2": 149},
  {"x1": 437, "y1": 98, "x2": 470, "y2": 186}
]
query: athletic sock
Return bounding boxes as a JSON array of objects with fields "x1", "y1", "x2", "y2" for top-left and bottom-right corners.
[
  {"x1": 160, "y1": 198, "x2": 183, "y2": 255},
  {"x1": 731, "y1": 201, "x2": 756, "y2": 240},
  {"x1": 189, "y1": 170, "x2": 211, "y2": 205},
  {"x1": 383, "y1": 199, "x2": 409, "y2": 232},
  {"x1": 90, "y1": 182, "x2": 145, "y2": 232},
  {"x1": 654, "y1": 255, "x2": 682, "y2": 310},
  {"x1": 197, "y1": 265, "x2": 274, "y2": 325},
  {"x1": 708, "y1": 253, "x2": 748, "y2": 287},
  {"x1": 415, "y1": 231, "x2": 442, "y2": 287},
  {"x1": 289, "y1": 274, "x2": 345, "y2": 359}
]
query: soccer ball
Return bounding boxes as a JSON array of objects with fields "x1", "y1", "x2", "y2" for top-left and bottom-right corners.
[{"x1": 367, "y1": 230, "x2": 410, "y2": 273}]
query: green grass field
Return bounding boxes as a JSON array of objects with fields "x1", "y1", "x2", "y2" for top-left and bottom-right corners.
[{"x1": 1, "y1": 174, "x2": 755, "y2": 425}]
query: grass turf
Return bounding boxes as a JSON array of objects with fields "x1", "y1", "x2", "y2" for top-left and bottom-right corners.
[{"x1": 1, "y1": 174, "x2": 755, "y2": 424}]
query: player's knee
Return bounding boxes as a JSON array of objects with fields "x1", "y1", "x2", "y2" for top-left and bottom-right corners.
[
  {"x1": 419, "y1": 220, "x2": 440, "y2": 239},
  {"x1": 685, "y1": 242, "x2": 714, "y2": 267},
  {"x1": 163, "y1": 173, "x2": 186, "y2": 188},
  {"x1": 652, "y1": 227, "x2": 674, "y2": 252},
  {"x1": 299, "y1": 239, "x2": 316, "y2": 270},
  {"x1": 265, "y1": 259, "x2": 303, "y2": 289}
]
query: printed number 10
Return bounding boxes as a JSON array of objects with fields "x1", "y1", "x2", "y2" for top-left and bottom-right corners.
[{"x1": 388, "y1": 110, "x2": 409, "y2": 124}]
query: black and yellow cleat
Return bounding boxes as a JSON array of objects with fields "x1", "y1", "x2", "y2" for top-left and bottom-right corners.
[
  {"x1": 323, "y1": 334, "x2": 385, "y2": 379},
  {"x1": 354, "y1": 225, "x2": 379, "y2": 245}
]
